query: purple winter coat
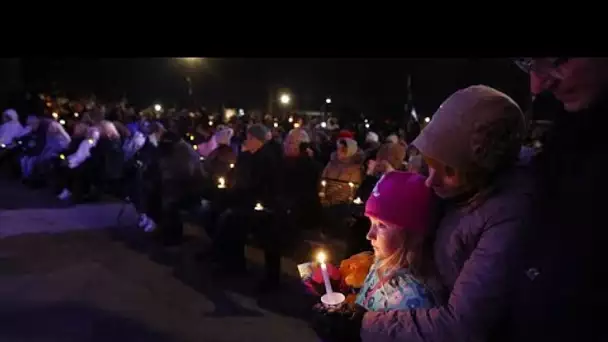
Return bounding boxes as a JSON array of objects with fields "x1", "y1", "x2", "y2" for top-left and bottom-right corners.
[{"x1": 361, "y1": 166, "x2": 534, "y2": 342}]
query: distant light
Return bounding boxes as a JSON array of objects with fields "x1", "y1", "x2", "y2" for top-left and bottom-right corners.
[
  {"x1": 411, "y1": 108, "x2": 418, "y2": 121},
  {"x1": 238, "y1": 109, "x2": 245, "y2": 116},
  {"x1": 321, "y1": 122, "x2": 327, "y2": 128},
  {"x1": 88, "y1": 139, "x2": 94, "y2": 144},
  {"x1": 364, "y1": 119, "x2": 368, "y2": 123},
  {"x1": 59, "y1": 119, "x2": 66, "y2": 125},
  {"x1": 229, "y1": 163, "x2": 235, "y2": 169},
  {"x1": 52, "y1": 112, "x2": 58, "y2": 119},
  {"x1": 353, "y1": 197, "x2": 363, "y2": 205},
  {"x1": 424, "y1": 117, "x2": 431, "y2": 123},
  {"x1": 288, "y1": 116, "x2": 294, "y2": 123},
  {"x1": 193, "y1": 144, "x2": 198, "y2": 150},
  {"x1": 74, "y1": 112, "x2": 79, "y2": 118},
  {"x1": 189, "y1": 135, "x2": 195, "y2": 141},
  {"x1": 365, "y1": 123, "x2": 370, "y2": 129},
  {"x1": 199, "y1": 156, "x2": 204, "y2": 161},
  {"x1": 326, "y1": 98, "x2": 332, "y2": 104},
  {"x1": 189, "y1": 112, "x2": 195, "y2": 118},
  {"x1": 294, "y1": 123, "x2": 300, "y2": 128},
  {"x1": 0, "y1": 144, "x2": 5, "y2": 148},
  {"x1": 208, "y1": 121, "x2": 214, "y2": 126},
  {"x1": 280, "y1": 94, "x2": 291, "y2": 105},
  {"x1": 59, "y1": 154, "x2": 65, "y2": 160},
  {"x1": 273, "y1": 122, "x2": 279, "y2": 128},
  {"x1": 154, "y1": 104, "x2": 162, "y2": 112}
]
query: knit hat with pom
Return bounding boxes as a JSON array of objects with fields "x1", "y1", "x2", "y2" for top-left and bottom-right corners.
[{"x1": 365, "y1": 171, "x2": 432, "y2": 233}]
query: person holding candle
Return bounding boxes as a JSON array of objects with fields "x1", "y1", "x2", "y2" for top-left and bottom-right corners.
[
  {"x1": 203, "y1": 127, "x2": 236, "y2": 182},
  {"x1": 311, "y1": 85, "x2": 535, "y2": 342}
]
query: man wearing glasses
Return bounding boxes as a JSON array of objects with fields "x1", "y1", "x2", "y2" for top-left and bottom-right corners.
[{"x1": 510, "y1": 58, "x2": 606, "y2": 342}]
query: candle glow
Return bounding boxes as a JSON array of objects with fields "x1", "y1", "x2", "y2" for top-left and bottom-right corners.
[{"x1": 217, "y1": 177, "x2": 226, "y2": 189}]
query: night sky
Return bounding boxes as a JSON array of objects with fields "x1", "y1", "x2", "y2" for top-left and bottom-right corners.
[{"x1": 21, "y1": 58, "x2": 530, "y2": 118}]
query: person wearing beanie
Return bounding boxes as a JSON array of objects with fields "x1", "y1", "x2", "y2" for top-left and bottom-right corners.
[
  {"x1": 204, "y1": 127, "x2": 237, "y2": 182},
  {"x1": 0, "y1": 109, "x2": 24, "y2": 146},
  {"x1": 312, "y1": 85, "x2": 535, "y2": 342},
  {"x1": 385, "y1": 134, "x2": 399, "y2": 144},
  {"x1": 311, "y1": 172, "x2": 443, "y2": 341},
  {"x1": 0, "y1": 109, "x2": 25, "y2": 177},
  {"x1": 207, "y1": 122, "x2": 285, "y2": 291},
  {"x1": 363, "y1": 131, "x2": 381, "y2": 163},
  {"x1": 282, "y1": 127, "x2": 324, "y2": 233},
  {"x1": 320, "y1": 137, "x2": 364, "y2": 207}
]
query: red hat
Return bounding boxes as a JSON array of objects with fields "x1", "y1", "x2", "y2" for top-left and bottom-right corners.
[
  {"x1": 365, "y1": 171, "x2": 432, "y2": 233},
  {"x1": 337, "y1": 129, "x2": 354, "y2": 139}
]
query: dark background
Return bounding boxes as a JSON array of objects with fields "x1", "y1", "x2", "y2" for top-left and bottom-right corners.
[{"x1": 5, "y1": 58, "x2": 530, "y2": 118}]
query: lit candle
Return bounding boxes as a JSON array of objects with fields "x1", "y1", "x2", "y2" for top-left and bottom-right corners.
[
  {"x1": 193, "y1": 144, "x2": 198, "y2": 150},
  {"x1": 288, "y1": 116, "x2": 293, "y2": 123},
  {"x1": 273, "y1": 122, "x2": 279, "y2": 128},
  {"x1": 317, "y1": 251, "x2": 333, "y2": 295},
  {"x1": 208, "y1": 121, "x2": 214, "y2": 126},
  {"x1": 87, "y1": 139, "x2": 94, "y2": 144},
  {"x1": 353, "y1": 197, "x2": 363, "y2": 205},
  {"x1": 59, "y1": 154, "x2": 65, "y2": 160},
  {"x1": 0, "y1": 144, "x2": 5, "y2": 149},
  {"x1": 316, "y1": 251, "x2": 346, "y2": 306},
  {"x1": 319, "y1": 179, "x2": 327, "y2": 197},
  {"x1": 59, "y1": 119, "x2": 66, "y2": 125},
  {"x1": 217, "y1": 177, "x2": 226, "y2": 189},
  {"x1": 294, "y1": 122, "x2": 300, "y2": 128},
  {"x1": 52, "y1": 112, "x2": 59, "y2": 119},
  {"x1": 74, "y1": 112, "x2": 79, "y2": 118},
  {"x1": 229, "y1": 163, "x2": 235, "y2": 169},
  {"x1": 254, "y1": 202, "x2": 264, "y2": 211},
  {"x1": 189, "y1": 135, "x2": 194, "y2": 141}
]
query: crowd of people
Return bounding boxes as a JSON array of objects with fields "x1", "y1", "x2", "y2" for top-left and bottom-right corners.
[{"x1": 0, "y1": 57, "x2": 601, "y2": 342}]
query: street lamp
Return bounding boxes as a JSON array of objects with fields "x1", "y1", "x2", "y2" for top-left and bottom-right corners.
[{"x1": 280, "y1": 93, "x2": 291, "y2": 105}]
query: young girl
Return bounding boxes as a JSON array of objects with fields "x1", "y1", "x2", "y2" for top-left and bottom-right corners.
[{"x1": 355, "y1": 170, "x2": 442, "y2": 311}]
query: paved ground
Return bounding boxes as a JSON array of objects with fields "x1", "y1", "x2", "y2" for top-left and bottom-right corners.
[{"x1": 0, "y1": 178, "x2": 318, "y2": 342}]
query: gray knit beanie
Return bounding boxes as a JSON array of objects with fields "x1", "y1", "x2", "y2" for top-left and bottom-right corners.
[
  {"x1": 412, "y1": 85, "x2": 525, "y2": 172},
  {"x1": 247, "y1": 124, "x2": 270, "y2": 142}
]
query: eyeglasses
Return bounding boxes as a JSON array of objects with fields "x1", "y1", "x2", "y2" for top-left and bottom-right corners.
[{"x1": 514, "y1": 58, "x2": 569, "y2": 79}]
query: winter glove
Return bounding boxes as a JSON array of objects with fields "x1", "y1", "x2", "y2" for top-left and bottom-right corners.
[{"x1": 310, "y1": 302, "x2": 366, "y2": 342}]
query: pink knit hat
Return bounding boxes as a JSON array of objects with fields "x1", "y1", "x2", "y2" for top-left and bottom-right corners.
[{"x1": 365, "y1": 171, "x2": 433, "y2": 233}]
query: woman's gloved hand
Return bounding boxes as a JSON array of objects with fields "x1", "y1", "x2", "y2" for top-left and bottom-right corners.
[{"x1": 310, "y1": 302, "x2": 367, "y2": 342}]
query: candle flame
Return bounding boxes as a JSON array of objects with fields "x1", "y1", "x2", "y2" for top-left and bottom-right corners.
[
  {"x1": 229, "y1": 163, "x2": 235, "y2": 169},
  {"x1": 254, "y1": 202, "x2": 264, "y2": 211},
  {"x1": 59, "y1": 154, "x2": 65, "y2": 160},
  {"x1": 348, "y1": 182, "x2": 355, "y2": 188},
  {"x1": 74, "y1": 112, "x2": 79, "y2": 118},
  {"x1": 316, "y1": 251, "x2": 327, "y2": 264},
  {"x1": 193, "y1": 145, "x2": 198, "y2": 150},
  {"x1": 88, "y1": 139, "x2": 94, "y2": 144},
  {"x1": 353, "y1": 197, "x2": 363, "y2": 205},
  {"x1": 189, "y1": 135, "x2": 194, "y2": 141},
  {"x1": 52, "y1": 112, "x2": 58, "y2": 119},
  {"x1": 321, "y1": 180, "x2": 327, "y2": 187},
  {"x1": 217, "y1": 177, "x2": 226, "y2": 188}
]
